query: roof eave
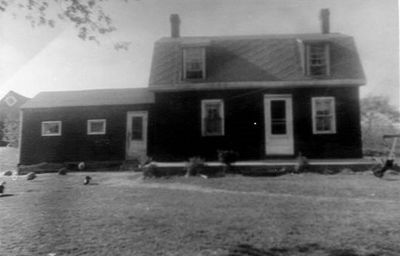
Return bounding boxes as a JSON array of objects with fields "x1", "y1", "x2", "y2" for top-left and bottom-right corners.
[{"x1": 149, "y1": 79, "x2": 367, "y2": 92}]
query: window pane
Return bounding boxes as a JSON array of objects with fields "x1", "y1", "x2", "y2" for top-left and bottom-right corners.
[
  {"x1": 42, "y1": 122, "x2": 60, "y2": 135},
  {"x1": 90, "y1": 121, "x2": 104, "y2": 133},
  {"x1": 308, "y1": 44, "x2": 328, "y2": 76},
  {"x1": 203, "y1": 102, "x2": 223, "y2": 135},
  {"x1": 131, "y1": 117, "x2": 143, "y2": 140},
  {"x1": 316, "y1": 116, "x2": 332, "y2": 131},
  {"x1": 184, "y1": 48, "x2": 204, "y2": 79},
  {"x1": 270, "y1": 100, "x2": 287, "y2": 135},
  {"x1": 271, "y1": 101, "x2": 286, "y2": 119},
  {"x1": 271, "y1": 121, "x2": 287, "y2": 135}
]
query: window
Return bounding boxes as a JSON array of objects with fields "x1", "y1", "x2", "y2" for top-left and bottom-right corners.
[
  {"x1": 201, "y1": 99, "x2": 224, "y2": 136},
  {"x1": 41, "y1": 121, "x2": 62, "y2": 136},
  {"x1": 131, "y1": 116, "x2": 143, "y2": 140},
  {"x1": 5, "y1": 96, "x2": 17, "y2": 106},
  {"x1": 270, "y1": 100, "x2": 287, "y2": 135},
  {"x1": 306, "y1": 43, "x2": 330, "y2": 76},
  {"x1": 183, "y1": 47, "x2": 205, "y2": 80},
  {"x1": 87, "y1": 119, "x2": 106, "y2": 135},
  {"x1": 312, "y1": 97, "x2": 336, "y2": 134}
]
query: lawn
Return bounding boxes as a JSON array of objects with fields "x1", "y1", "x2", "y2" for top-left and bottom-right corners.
[{"x1": 1, "y1": 171, "x2": 400, "y2": 256}]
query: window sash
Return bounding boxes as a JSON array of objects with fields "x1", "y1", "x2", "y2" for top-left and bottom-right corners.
[
  {"x1": 201, "y1": 99, "x2": 224, "y2": 136},
  {"x1": 87, "y1": 119, "x2": 106, "y2": 135},
  {"x1": 306, "y1": 43, "x2": 330, "y2": 76},
  {"x1": 312, "y1": 97, "x2": 336, "y2": 134},
  {"x1": 41, "y1": 121, "x2": 62, "y2": 136},
  {"x1": 183, "y1": 48, "x2": 205, "y2": 79}
]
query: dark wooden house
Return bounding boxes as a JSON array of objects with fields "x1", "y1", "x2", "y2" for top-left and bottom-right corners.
[{"x1": 19, "y1": 9, "x2": 366, "y2": 165}]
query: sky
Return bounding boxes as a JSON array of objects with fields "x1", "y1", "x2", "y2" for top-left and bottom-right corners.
[{"x1": 0, "y1": 0, "x2": 398, "y2": 107}]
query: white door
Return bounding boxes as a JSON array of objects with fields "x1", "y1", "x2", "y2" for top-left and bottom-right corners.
[
  {"x1": 264, "y1": 95, "x2": 294, "y2": 155},
  {"x1": 126, "y1": 111, "x2": 148, "y2": 160}
]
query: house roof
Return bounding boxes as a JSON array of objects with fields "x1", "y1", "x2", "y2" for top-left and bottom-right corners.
[
  {"x1": 21, "y1": 88, "x2": 154, "y2": 109},
  {"x1": 149, "y1": 33, "x2": 366, "y2": 91}
]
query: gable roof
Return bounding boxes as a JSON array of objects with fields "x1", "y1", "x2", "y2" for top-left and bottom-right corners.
[
  {"x1": 21, "y1": 88, "x2": 154, "y2": 109},
  {"x1": 149, "y1": 33, "x2": 366, "y2": 91}
]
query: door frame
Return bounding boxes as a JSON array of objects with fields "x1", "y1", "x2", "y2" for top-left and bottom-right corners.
[
  {"x1": 264, "y1": 94, "x2": 294, "y2": 156},
  {"x1": 125, "y1": 111, "x2": 148, "y2": 160}
]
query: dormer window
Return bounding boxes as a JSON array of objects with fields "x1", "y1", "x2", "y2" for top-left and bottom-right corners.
[
  {"x1": 306, "y1": 43, "x2": 330, "y2": 76},
  {"x1": 183, "y1": 47, "x2": 205, "y2": 80}
]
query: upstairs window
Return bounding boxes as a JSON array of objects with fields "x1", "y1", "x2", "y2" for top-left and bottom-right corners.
[
  {"x1": 183, "y1": 47, "x2": 205, "y2": 80},
  {"x1": 201, "y1": 99, "x2": 224, "y2": 136},
  {"x1": 306, "y1": 43, "x2": 330, "y2": 76},
  {"x1": 87, "y1": 119, "x2": 106, "y2": 135},
  {"x1": 42, "y1": 121, "x2": 62, "y2": 136},
  {"x1": 312, "y1": 97, "x2": 336, "y2": 134}
]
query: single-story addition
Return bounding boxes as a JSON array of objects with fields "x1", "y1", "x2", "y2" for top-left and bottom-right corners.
[{"x1": 19, "y1": 9, "x2": 366, "y2": 165}]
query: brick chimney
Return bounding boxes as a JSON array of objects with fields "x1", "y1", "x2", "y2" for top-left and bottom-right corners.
[
  {"x1": 170, "y1": 14, "x2": 180, "y2": 38},
  {"x1": 320, "y1": 9, "x2": 330, "y2": 34}
]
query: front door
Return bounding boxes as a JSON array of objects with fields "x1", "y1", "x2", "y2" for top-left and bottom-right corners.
[
  {"x1": 264, "y1": 95, "x2": 294, "y2": 155},
  {"x1": 126, "y1": 111, "x2": 148, "y2": 160}
]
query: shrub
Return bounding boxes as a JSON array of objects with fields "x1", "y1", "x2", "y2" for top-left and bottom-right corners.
[
  {"x1": 293, "y1": 152, "x2": 309, "y2": 173},
  {"x1": 218, "y1": 150, "x2": 238, "y2": 173},
  {"x1": 185, "y1": 157, "x2": 206, "y2": 177},
  {"x1": 142, "y1": 163, "x2": 161, "y2": 179}
]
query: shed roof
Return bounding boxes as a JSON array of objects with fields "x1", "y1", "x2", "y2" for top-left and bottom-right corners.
[
  {"x1": 149, "y1": 33, "x2": 366, "y2": 91},
  {"x1": 21, "y1": 88, "x2": 154, "y2": 109}
]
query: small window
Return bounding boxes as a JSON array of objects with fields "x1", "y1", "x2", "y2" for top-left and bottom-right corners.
[
  {"x1": 201, "y1": 99, "x2": 224, "y2": 136},
  {"x1": 87, "y1": 119, "x2": 106, "y2": 135},
  {"x1": 5, "y1": 96, "x2": 17, "y2": 106},
  {"x1": 183, "y1": 47, "x2": 205, "y2": 80},
  {"x1": 41, "y1": 121, "x2": 62, "y2": 136},
  {"x1": 312, "y1": 97, "x2": 336, "y2": 134},
  {"x1": 306, "y1": 43, "x2": 330, "y2": 76}
]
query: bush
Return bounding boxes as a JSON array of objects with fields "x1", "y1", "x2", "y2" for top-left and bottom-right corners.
[
  {"x1": 218, "y1": 150, "x2": 238, "y2": 173},
  {"x1": 142, "y1": 163, "x2": 162, "y2": 179},
  {"x1": 293, "y1": 153, "x2": 309, "y2": 173},
  {"x1": 185, "y1": 157, "x2": 206, "y2": 177}
]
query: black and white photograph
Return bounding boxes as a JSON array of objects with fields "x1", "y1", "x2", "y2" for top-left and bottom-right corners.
[{"x1": 0, "y1": 0, "x2": 399, "y2": 255}]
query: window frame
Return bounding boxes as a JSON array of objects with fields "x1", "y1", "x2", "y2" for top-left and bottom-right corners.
[
  {"x1": 201, "y1": 99, "x2": 225, "y2": 136},
  {"x1": 183, "y1": 47, "x2": 206, "y2": 80},
  {"x1": 305, "y1": 42, "x2": 330, "y2": 77},
  {"x1": 41, "y1": 121, "x2": 62, "y2": 136},
  {"x1": 87, "y1": 119, "x2": 107, "y2": 135},
  {"x1": 311, "y1": 97, "x2": 336, "y2": 134}
]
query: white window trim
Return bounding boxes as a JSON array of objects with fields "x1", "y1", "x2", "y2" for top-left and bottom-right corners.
[
  {"x1": 311, "y1": 97, "x2": 336, "y2": 134},
  {"x1": 41, "y1": 121, "x2": 62, "y2": 136},
  {"x1": 183, "y1": 47, "x2": 206, "y2": 80},
  {"x1": 306, "y1": 43, "x2": 330, "y2": 76},
  {"x1": 87, "y1": 119, "x2": 106, "y2": 135},
  {"x1": 201, "y1": 99, "x2": 225, "y2": 136}
]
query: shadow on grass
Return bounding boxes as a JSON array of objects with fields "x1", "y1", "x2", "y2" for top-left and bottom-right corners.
[
  {"x1": 0, "y1": 194, "x2": 14, "y2": 197},
  {"x1": 227, "y1": 243, "x2": 384, "y2": 256}
]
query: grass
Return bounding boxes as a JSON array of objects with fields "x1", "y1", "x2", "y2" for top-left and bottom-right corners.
[
  {"x1": 1, "y1": 171, "x2": 400, "y2": 256},
  {"x1": 0, "y1": 147, "x2": 18, "y2": 172}
]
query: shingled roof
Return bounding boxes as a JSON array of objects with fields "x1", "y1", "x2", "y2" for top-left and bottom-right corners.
[
  {"x1": 21, "y1": 88, "x2": 154, "y2": 109},
  {"x1": 149, "y1": 33, "x2": 366, "y2": 91}
]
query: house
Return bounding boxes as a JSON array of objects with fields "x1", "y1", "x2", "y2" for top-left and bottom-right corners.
[
  {"x1": 19, "y1": 9, "x2": 365, "y2": 165},
  {"x1": 0, "y1": 91, "x2": 29, "y2": 146}
]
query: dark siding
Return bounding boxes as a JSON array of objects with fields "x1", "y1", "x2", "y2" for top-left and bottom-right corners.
[
  {"x1": 149, "y1": 86, "x2": 362, "y2": 161},
  {"x1": 20, "y1": 104, "x2": 152, "y2": 165}
]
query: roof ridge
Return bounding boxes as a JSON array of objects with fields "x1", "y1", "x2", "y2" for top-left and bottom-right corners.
[{"x1": 156, "y1": 32, "x2": 349, "y2": 42}]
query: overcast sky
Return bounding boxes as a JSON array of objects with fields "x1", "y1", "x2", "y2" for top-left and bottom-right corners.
[{"x1": 0, "y1": 0, "x2": 398, "y2": 107}]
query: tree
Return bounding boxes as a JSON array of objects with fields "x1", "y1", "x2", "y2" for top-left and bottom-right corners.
[
  {"x1": 2, "y1": 116, "x2": 19, "y2": 147},
  {"x1": 0, "y1": 0, "x2": 131, "y2": 50},
  {"x1": 361, "y1": 95, "x2": 400, "y2": 154}
]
